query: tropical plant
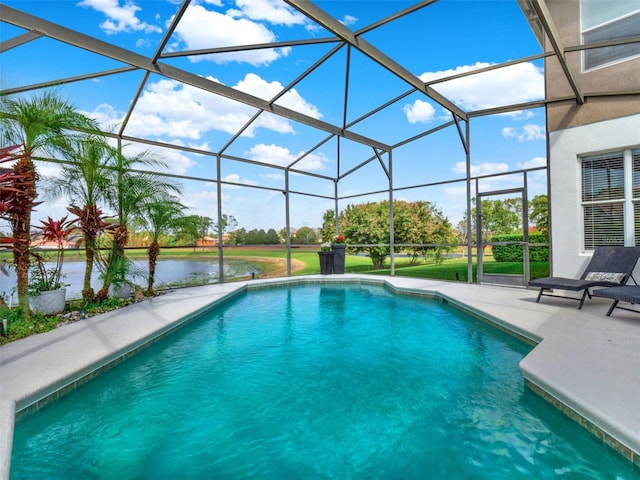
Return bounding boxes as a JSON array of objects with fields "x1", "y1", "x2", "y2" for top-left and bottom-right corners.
[
  {"x1": 136, "y1": 198, "x2": 187, "y2": 295},
  {"x1": 0, "y1": 147, "x2": 24, "y2": 221},
  {"x1": 29, "y1": 215, "x2": 77, "y2": 293},
  {"x1": 97, "y1": 149, "x2": 181, "y2": 299},
  {"x1": 0, "y1": 92, "x2": 101, "y2": 317},
  {"x1": 0, "y1": 156, "x2": 25, "y2": 293},
  {"x1": 44, "y1": 135, "x2": 116, "y2": 301}
]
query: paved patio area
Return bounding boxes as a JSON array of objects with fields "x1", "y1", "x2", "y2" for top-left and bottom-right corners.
[{"x1": 1, "y1": 274, "x2": 639, "y2": 478}]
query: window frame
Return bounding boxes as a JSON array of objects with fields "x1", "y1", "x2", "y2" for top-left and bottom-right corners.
[
  {"x1": 580, "y1": 148, "x2": 639, "y2": 250},
  {"x1": 580, "y1": 0, "x2": 640, "y2": 72}
]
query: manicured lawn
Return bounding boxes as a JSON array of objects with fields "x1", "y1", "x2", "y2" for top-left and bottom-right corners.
[{"x1": 170, "y1": 246, "x2": 549, "y2": 281}]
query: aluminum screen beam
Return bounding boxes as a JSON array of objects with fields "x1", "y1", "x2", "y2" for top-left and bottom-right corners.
[
  {"x1": 0, "y1": 30, "x2": 41, "y2": 52},
  {"x1": 530, "y1": 0, "x2": 584, "y2": 104},
  {"x1": 284, "y1": 0, "x2": 468, "y2": 121},
  {"x1": 0, "y1": 4, "x2": 390, "y2": 152}
]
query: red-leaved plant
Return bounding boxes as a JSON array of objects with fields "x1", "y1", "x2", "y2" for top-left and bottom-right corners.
[{"x1": 29, "y1": 215, "x2": 78, "y2": 293}]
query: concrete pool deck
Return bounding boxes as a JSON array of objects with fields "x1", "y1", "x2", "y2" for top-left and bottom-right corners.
[{"x1": 1, "y1": 274, "x2": 639, "y2": 478}]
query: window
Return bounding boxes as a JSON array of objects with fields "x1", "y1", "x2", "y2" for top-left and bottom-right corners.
[
  {"x1": 581, "y1": 0, "x2": 640, "y2": 70},
  {"x1": 581, "y1": 149, "x2": 640, "y2": 249}
]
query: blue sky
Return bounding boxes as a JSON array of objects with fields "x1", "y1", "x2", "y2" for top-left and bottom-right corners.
[{"x1": 1, "y1": 0, "x2": 548, "y2": 234}]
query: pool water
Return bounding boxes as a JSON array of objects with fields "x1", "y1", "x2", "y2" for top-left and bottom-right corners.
[{"x1": 10, "y1": 284, "x2": 640, "y2": 479}]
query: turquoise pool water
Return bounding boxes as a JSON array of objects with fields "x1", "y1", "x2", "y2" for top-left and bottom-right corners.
[{"x1": 10, "y1": 284, "x2": 640, "y2": 479}]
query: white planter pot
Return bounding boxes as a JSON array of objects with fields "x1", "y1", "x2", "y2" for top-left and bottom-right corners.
[
  {"x1": 109, "y1": 283, "x2": 132, "y2": 299},
  {"x1": 29, "y1": 288, "x2": 66, "y2": 315}
]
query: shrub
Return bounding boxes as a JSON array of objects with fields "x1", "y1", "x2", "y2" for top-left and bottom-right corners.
[{"x1": 491, "y1": 233, "x2": 549, "y2": 262}]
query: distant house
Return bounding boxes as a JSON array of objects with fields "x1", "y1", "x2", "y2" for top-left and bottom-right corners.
[
  {"x1": 30, "y1": 233, "x2": 83, "y2": 250},
  {"x1": 196, "y1": 234, "x2": 230, "y2": 247}
]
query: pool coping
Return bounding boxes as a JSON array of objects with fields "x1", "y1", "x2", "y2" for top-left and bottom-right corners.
[{"x1": 1, "y1": 275, "x2": 639, "y2": 477}]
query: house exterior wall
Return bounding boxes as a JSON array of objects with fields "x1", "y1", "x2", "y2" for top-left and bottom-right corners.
[
  {"x1": 549, "y1": 114, "x2": 640, "y2": 279},
  {"x1": 541, "y1": 0, "x2": 640, "y2": 278},
  {"x1": 543, "y1": 1, "x2": 640, "y2": 133}
]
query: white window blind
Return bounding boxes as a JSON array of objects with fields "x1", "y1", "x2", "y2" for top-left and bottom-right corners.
[{"x1": 582, "y1": 152, "x2": 625, "y2": 249}]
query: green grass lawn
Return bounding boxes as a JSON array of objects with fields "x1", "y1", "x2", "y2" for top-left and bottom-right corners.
[{"x1": 155, "y1": 246, "x2": 549, "y2": 282}]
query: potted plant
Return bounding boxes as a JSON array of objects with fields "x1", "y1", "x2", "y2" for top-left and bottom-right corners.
[
  {"x1": 28, "y1": 215, "x2": 77, "y2": 315},
  {"x1": 104, "y1": 256, "x2": 135, "y2": 299},
  {"x1": 318, "y1": 241, "x2": 334, "y2": 274},
  {"x1": 331, "y1": 235, "x2": 347, "y2": 274}
]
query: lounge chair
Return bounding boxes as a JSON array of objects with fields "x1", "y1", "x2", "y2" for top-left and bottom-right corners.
[
  {"x1": 592, "y1": 285, "x2": 640, "y2": 316},
  {"x1": 528, "y1": 246, "x2": 640, "y2": 309}
]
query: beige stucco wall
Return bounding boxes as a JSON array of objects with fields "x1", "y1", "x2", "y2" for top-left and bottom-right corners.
[{"x1": 543, "y1": 0, "x2": 640, "y2": 132}]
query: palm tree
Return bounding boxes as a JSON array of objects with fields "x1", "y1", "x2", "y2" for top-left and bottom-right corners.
[
  {"x1": 137, "y1": 198, "x2": 186, "y2": 295},
  {"x1": 0, "y1": 92, "x2": 101, "y2": 317},
  {"x1": 97, "y1": 149, "x2": 181, "y2": 299},
  {"x1": 45, "y1": 135, "x2": 116, "y2": 301}
]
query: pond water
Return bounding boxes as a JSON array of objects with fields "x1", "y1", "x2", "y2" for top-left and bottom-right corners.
[{"x1": 0, "y1": 259, "x2": 258, "y2": 301}]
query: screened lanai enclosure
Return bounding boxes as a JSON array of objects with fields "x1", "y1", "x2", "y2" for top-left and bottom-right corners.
[{"x1": 1, "y1": 0, "x2": 634, "y2": 285}]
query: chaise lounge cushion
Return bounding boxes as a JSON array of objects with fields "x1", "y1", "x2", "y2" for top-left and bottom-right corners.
[{"x1": 584, "y1": 272, "x2": 625, "y2": 283}]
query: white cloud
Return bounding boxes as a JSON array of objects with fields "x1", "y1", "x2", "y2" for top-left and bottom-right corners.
[
  {"x1": 172, "y1": 4, "x2": 288, "y2": 66},
  {"x1": 263, "y1": 172, "x2": 284, "y2": 181},
  {"x1": 222, "y1": 173, "x2": 258, "y2": 187},
  {"x1": 136, "y1": 38, "x2": 151, "y2": 48},
  {"x1": 82, "y1": 105, "x2": 195, "y2": 176},
  {"x1": 117, "y1": 142, "x2": 196, "y2": 177},
  {"x1": 238, "y1": 73, "x2": 322, "y2": 119},
  {"x1": 180, "y1": 188, "x2": 218, "y2": 217},
  {"x1": 517, "y1": 157, "x2": 547, "y2": 169},
  {"x1": 520, "y1": 124, "x2": 545, "y2": 141},
  {"x1": 231, "y1": 0, "x2": 307, "y2": 26},
  {"x1": 341, "y1": 15, "x2": 358, "y2": 26},
  {"x1": 247, "y1": 144, "x2": 328, "y2": 171},
  {"x1": 418, "y1": 62, "x2": 544, "y2": 112},
  {"x1": 146, "y1": 147, "x2": 195, "y2": 177},
  {"x1": 77, "y1": 0, "x2": 161, "y2": 35},
  {"x1": 451, "y1": 161, "x2": 510, "y2": 176},
  {"x1": 508, "y1": 110, "x2": 535, "y2": 120},
  {"x1": 403, "y1": 99, "x2": 436, "y2": 124},
  {"x1": 83, "y1": 74, "x2": 324, "y2": 180},
  {"x1": 34, "y1": 159, "x2": 63, "y2": 179},
  {"x1": 87, "y1": 74, "x2": 317, "y2": 141},
  {"x1": 502, "y1": 123, "x2": 546, "y2": 142},
  {"x1": 82, "y1": 103, "x2": 122, "y2": 131},
  {"x1": 502, "y1": 127, "x2": 515, "y2": 138}
]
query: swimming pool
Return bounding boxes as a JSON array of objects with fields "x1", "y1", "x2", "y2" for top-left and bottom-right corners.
[{"x1": 10, "y1": 284, "x2": 640, "y2": 479}]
